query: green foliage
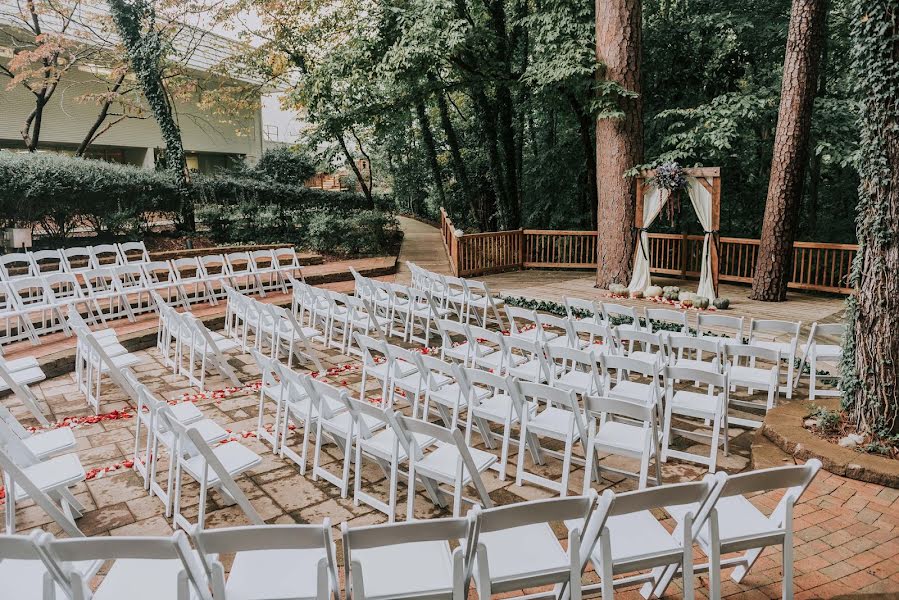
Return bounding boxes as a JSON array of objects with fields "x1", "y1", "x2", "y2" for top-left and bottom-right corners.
[
  {"x1": 0, "y1": 151, "x2": 179, "y2": 238},
  {"x1": 809, "y1": 404, "x2": 841, "y2": 433},
  {"x1": 254, "y1": 147, "x2": 318, "y2": 185},
  {"x1": 305, "y1": 210, "x2": 403, "y2": 257}
]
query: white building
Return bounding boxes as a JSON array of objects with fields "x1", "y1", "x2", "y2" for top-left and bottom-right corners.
[{"x1": 0, "y1": 0, "x2": 266, "y2": 172}]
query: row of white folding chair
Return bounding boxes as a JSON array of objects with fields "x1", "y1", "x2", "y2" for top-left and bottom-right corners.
[
  {"x1": 0, "y1": 458, "x2": 822, "y2": 600},
  {"x1": 0, "y1": 241, "x2": 151, "y2": 282},
  {"x1": 71, "y1": 324, "x2": 141, "y2": 413},
  {"x1": 352, "y1": 272, "x2": 451, "y2": 345},
  {"x1": 406, "y1": 262, "x2": 507, "y2": 329},
  {"x1": 795, "y1": 321, "x2": 844, "y2": 400},
  {"x1": 224, "y1": 286, "x2": 324, "y2": 373},
  {"x1": 0, "y1": 354, "x2": 50, "y2": 426},
  {"x1": 321, "y1": 290, "x2": 388, "y2": 355},
  {"x1": 154, "y1": 294, "x2": 241, "y2": 391},
  {"x1": 127, "y1": 380, "x2": 262, "y2": 531}
]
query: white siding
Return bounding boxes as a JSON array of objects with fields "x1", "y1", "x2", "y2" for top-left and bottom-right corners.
[{"x1": 0, "y1": 64, "x2": 263, "y2": 160}]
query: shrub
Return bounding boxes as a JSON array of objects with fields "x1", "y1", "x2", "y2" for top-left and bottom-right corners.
[
  {"x1": 253, "y1": 146, "x2": 317, "y2": 185},
  {"x1": 305, "y1": 210, "x2": 403, "y2": 257}
]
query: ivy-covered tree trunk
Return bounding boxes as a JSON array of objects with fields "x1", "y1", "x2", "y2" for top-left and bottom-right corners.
[
  {"x1": 840, "y1": 0, "x2": 899, "y2": 435},
  {"x1": 108, "y1": 0, "x2": 194, "y2": 231},
  {"x1": 594, "y1": 0, "x2": 643, "y2": 288},
  {"x1": 415, "y1": 102, "x2": 446, "y2": 211},
  {"x1": 750, "y1": 0, "x2": 826, "y2": 301}
]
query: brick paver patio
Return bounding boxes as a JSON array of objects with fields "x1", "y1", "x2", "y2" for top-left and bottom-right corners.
[{"x1": 2, "y1": 218, "x2": 896, "y2": 598}]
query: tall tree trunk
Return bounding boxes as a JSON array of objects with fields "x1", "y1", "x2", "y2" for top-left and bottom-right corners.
[
  {"x1": 436, "y1": 89, "x2": 483, "y2": 229},
  {"x1": 415, "y1": 102, "x2": 446, "y2": 211},
  {"x1": 751, "y1": 0, "x2": 826, "y2": 301},
  {"x1": 473, "y1": 90, "x2": 505, "y2": 230},
  {"x1": 804, "y1": 11, "x2": 829, "y2": 238},
  {"x1": 108, "y1": 0, "x2": 194, "y2": 230},
  {"x1": 567, "y1": 94, "x2": 598, "y2": 228},
  {"x1": 595, "y1": 0, "x2": 643, "y2": 288},
  {"x1": 840, "y1": 0, "x2": 899, "y2": 434}
]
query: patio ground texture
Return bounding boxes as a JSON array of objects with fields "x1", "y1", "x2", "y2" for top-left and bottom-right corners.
[{"x1": 3, "y1": 217, "x2": 897, "y2": 599}]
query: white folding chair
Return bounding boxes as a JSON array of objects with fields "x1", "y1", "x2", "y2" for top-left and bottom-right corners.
[
  {"x1": 666, "y1": 460, "x2": 822, "y2": 599},
  {"x1": 406, "y1": 288, "x2": 450, "y2": 346},
  {"x1": 697, "y1": 313, "x2": 745, "y2": 344},
  {"x1": 30, "y1": 249, "x2": 65, "y2": 277},
  {"x1": 43, "y1": 273, "x2": 95, "y2": 331},
  {"x1": 193, "y1": 523, "x2": 339, "y2": 600},
  {"x1": 67, "y1": 306, "x2": 129, "y2": 394},
  {"x1": 662, "y1": 365, "x2": 730, "y2": 473},
  {"x1": 81, "y1": 268, "x2": 136, "y2": 323},
  {"x1": 199, "y1": 254, "x2": 234, "y2": 303},
  {"x1": 76, "y1": 327, "x2": 141, "y2": 413},
  {"x1": 143, "y1": 260, "x2": 187, "y2": 308},
  {"x1": 572, "y1": 319, "x2": 618, "y2": 357},
  {"x1": 397, "y1": 414, "x2": 496, "y2": 518},
  {"x1": 420, "y1": 354, "x2": 488, "y2": 430},
  {"x1": 0, "y1": 253, "x2": 36, "y2": 282},
  {"x1": 600, "y1": 353, "x2": 663, "y2": 413},
  {"x1": 0, "y1": 530, "x2": 77, "y2": 600},
  {"x1": 342, "y1": 515, "x2": 477, "y2": 600},
  {"x1": 225, "y1": 251, "x2": 263, "y2": 297},
  {"x1": 265, "y1": 303, "x2": 325, "y2": 372},
  {"x1": 304, "y1": 376, "x2": 384, "y2": 499},
  {"x1": 118, "y1": 240, "x2": 151, "y2": 264},
  {"x1": 469, "y1": 325, "x2": 523, "y2": 374},
  {"x1": 646, "y1": 308, "x2": 689, "y2": 336},
  {"x1": 383, "y1": 343, "x2": 436, "y2": 415},
  {"x1": 0, "y1": 281, "x2": 39, "y2": 345},
  {"x1": 583, "y1": 394, "x2": 662, "y2": 490},
  {"x1": 535, "y1": 312, "x2": 578, "y2": 348},
  {"x1": 172, "y1": 257, "x2": 213, "y2": 306},
  {"x1": 0, "y1": 355, "x2": 49, "y2": 426},
  {"x1": 437, "y1": 274, "x2": 468, "y2": 318},
  {"x1": 796, "y1": 322, "x2": 844, "y2": 400},
  {"x1": 0, "y1": 402, "x2": 75, "y2": 460},
  {"x1": 564, "y1": 296, "x2": 600, "y2": 321},
  {"x1": 547, "y1": 345, "x2": 603, "y2": 397},
  {"x1": 436, "y1": 318, "x2": 495, "y2": 367},
  {"x1": 181, "y1": 314, "x2": 242, "y2": 391},
  {"x1": 504, "y1": 336, "x2": 552, "y2": 383},
  {"x1": 505, "y1": 305, "x2": 558, "y2": 344},
  {"x1": 574, "y1": 478, "x2": 724, "y2": 600},
  {"x1": 272, "y1": 247, "x2": 305, "y2": 288},
  {"x1": 60, "y1": 247, "x2": 96, "y2": 275},
  {"x1": 748, "y1": 318, "x2": 800, "y2": 399},
  {"x1": 162, "y1": 403, "x2": 263, "y2": 531},
  {"x1": 249, "y1": 249, "x2": 280, "y2": 293},
  {"x1": 459, "y1": 366, "x2": 531, "y2": 480},
  {"x1": 471, "y1": 492, "x2": 599, "y2": 600},
  {"x1": 725, "y1": 343, "x2": 782, "y2": 428},
  {"x1": 666, "y1": 334, "x2": 723, "y2": 373},
  {"x1": 614, "y1": 328, "x2": 665, "y2": 368},
  {"x1": 251, "y1": 349, "x2": 288, "y2": 452},
  {"x1": 38, "y1": 531, "x2": 212, "y2": 600},
  {"x1": 600, "y1": 302, "x2": 643, "y2": 332},
  {"x1": 277, "y1": 365, "x2": 343, "y2": 475},
  {"x1": 90, "y1": 244, "x2": 123, "y2": 268},
  {"x1": 355, "y1": 333, "x2": 394, "y2": 405},
  {"x1": 0, "y1": 438, "x2": 86, "y2": 537},
  {"x1": 462, "y1": 278, "x2": 505, "y2": 328},
  {"x1": 513, "y1": 380, "x2": 587, "y2": 496},
  {"x1": 8, "y1": 277, "x2": 62, "y2": 338}
]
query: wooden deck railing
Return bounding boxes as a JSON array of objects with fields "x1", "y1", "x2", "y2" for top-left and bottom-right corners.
[{"x1": 438, "y1": 209, "x2": 857, "y2": 293}]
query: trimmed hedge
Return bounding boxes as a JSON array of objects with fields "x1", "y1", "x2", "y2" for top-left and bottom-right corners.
[{"x1": 0, "y1": 151, "x2": 374, "y2": 238}]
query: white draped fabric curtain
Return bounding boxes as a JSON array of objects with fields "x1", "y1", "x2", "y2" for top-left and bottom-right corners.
[{"x1": 627, "y1": 177, "x2": 716, "y2": 300}]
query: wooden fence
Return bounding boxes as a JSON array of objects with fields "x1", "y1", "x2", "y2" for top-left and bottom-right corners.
[{"x1": 439, "y1": 208, "x2": 857, "y2": 294}]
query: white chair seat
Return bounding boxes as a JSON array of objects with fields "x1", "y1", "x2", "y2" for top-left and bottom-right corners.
[
  {"x1": 507, "y1": 359, "x2": 546, "y2": 382},
  {"x1": 92, "y1": 558, "x2": 203, "y2": 600},
  {"x1": 416, "y1": 442, "x2": 497, "y2": 485},
  {"x1": 4, "y1": 356, "x2": 40, "y2": 371},
  {"x1": 608, "y1": 380, "x2": 658, "y2": 405},
  {"x1": 445, "y1": 342, "x2": 495, "y2": 362},
  {"x1": 603, "y1": 511, "x2": 680, "y2": 565},
  {"x1": 669, "y1": 358, "x2": 718, "y2": 373},
  {"x1": 182, "y1": 442, "x2": 261, "y2": 485},
  {"x1": 322, "y1": 412, "x2": 385, "y2": 438},
  {"x1": 0, "y1": 366, "x2": 46, "y2": 391},
  {"x1": 554, "y1": 370, "x2": 597, "y2": 394},
  {"x1": 14, "y1": 453, "x2": 85, "y2": 501},
  {"x1": 429, "y1": 382, "x2": 485, "y2": 409},
  {"x1": 0, "y1": 558, "x2": 62, "y2": 600},
  {"x1": 369, "y1": 360, "x2": 416, "y2": 382},
  {"x1": 627, "y1": 351, "x2": 661, "y2": 366},
  {"x1": 362, "y1": 429, "x2": 436, "y2": 462},
  {"x1": 98, "y1": 353, "x2": 141, "y2": 372},
  {"x1": 169, "y1": 402, "x2": 204, "y2": 424},
  {"x1": 226, "y1": 548, "x2": 328, "y2": 600},
  {"x1": 22, "y1": 427, "x2": 77, "y2": 460},
  {"x1": 670, "y1": 390, "x2": 720, "y2": 419},
  {"x1": 800, "y1": 343, "x2": 841, "y2": 359},
  {"x1": 752, "y1": 340, "x2": 793, "y2": 355},
  {"x1": 472, "y1": 393, "x2": 532, "y2": 423},
  {"x1": 395, "y1": 371, "x2": 450, "y2": 393},
  {"x1": 578, "y1": 342, "x2": 611, "y2": 356},
  {"x1": 158, "y1": 419, "x2": 229, "y2": 448},
  {"x1": 476, "y1": 351, "x2": 525, "y2": 371},
  {"x1": 592, "y1": 421, "x2": 652, "y2": 456},
  {"x1": 476, "y1": 523, "x2": 570, "y2": 585},
  {"x1": 730, "y1": 365, "x2": 777, "y2": 386},
  {"x1": 528, "y1": 407, "x2": 579, "y2": 439},
  {"x1": 667, "y1": 495, "x2": 780, "y2": 548},
  {"x1": 468, "y1": 296, "x2": 501, "y2": 309},
  {"x1": 353, "y1": 540, "x2": 456, "y2": 600}
]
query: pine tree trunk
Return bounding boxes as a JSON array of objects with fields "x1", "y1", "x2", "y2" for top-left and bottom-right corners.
[
  {"x1": 750, "y1": 0, "x2": 826, "y2": 301},
  {"x1": 840, "y1": 0, "x2": 899, "y2": 435},
  {"x1": 594, "y1": 0, "x2": 643, "y2": 288},
  {"x1": 415, "y1": 102, "x2": 446, "y2": 211}
]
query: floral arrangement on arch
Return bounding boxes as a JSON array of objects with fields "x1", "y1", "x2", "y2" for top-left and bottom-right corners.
[{"x1": 650, "y1": 161, "x2": 689, "y2": 224}]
